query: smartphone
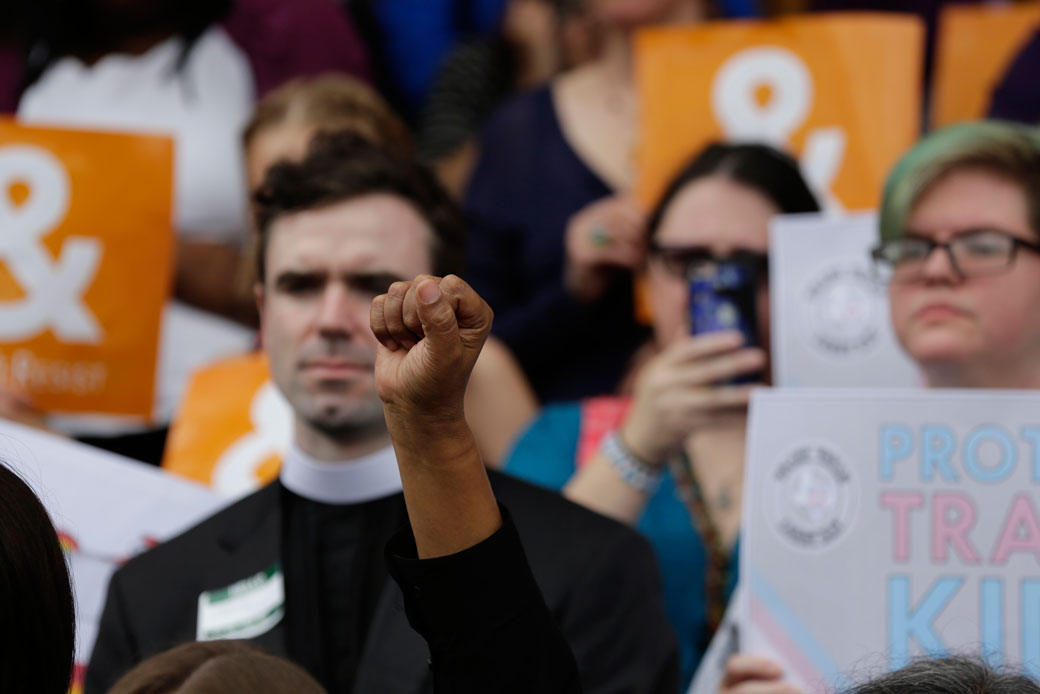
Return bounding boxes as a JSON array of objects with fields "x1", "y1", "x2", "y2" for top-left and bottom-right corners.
[{"x1": 688, "y1": 259, "x2": 762, "y2": 383}]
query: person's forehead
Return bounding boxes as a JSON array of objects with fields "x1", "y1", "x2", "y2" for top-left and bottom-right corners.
[
  {"x1": 907, "y1": 168, "x2": 1033, "y2": 238},
  {"x1": 656, "y1": 177, "x2": 777, "y2": 250},
  {"x1": 266, "y1": 194, "x2": 434, "y2": 273}
]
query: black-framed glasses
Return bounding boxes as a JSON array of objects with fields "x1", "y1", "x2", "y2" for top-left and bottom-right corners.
[
  {"x1": 871, "y1": 228, "x2": 1040, "y2": 284},
  {"x1": 648, "y1": 241, "x2": 769, "y2": 281}
]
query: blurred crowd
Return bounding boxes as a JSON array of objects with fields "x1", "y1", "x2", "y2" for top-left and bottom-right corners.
[{"x1": 2, "y1": 0, "x2": 1040, "y2": 693}]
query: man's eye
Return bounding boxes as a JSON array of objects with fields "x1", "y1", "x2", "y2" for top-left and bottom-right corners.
[
  {"x1": 351, "y1": 274, "x2": 400, "y2": 296},
  {"x1": 280, "y1": 275, "x2": 324, "y2": 294}
]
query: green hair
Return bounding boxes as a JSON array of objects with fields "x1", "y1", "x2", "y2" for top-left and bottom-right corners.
[{"x1": 879, "y1": 121, "x2": 1040, "y2": 242}]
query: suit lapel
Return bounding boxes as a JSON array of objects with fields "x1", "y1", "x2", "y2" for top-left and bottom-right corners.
[
  {"x1": 353, "y1": 576, "x2": 432, "y2": 694},
  {"x1": 201, "y1": 483, "x2": 288, "y2": 657}
]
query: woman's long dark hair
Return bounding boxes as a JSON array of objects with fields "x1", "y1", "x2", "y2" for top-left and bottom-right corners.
[
  {"x1": 647, "y1": 142, "x2": 821, "y2": 238},
  {"x1": 0, "y1": 463, "x2": 76, "y2": 694},
  {"x1": 16, "y1": 0, "x2": 233, "y2": 96}
]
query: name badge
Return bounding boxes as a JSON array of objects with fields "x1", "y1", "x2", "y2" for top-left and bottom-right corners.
[{"x1": 197, "y1": 564, "x2": 285, "y2": 641}]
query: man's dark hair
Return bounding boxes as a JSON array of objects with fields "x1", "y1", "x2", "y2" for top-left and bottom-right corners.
[
  {"x1": 0, "y1": 463, "x2": 75, "y2": 694},
  {"x1": 647, "y1": 142, "x2": 821, "y2": 239},
  {"x1": 253, "y1": 132, "x2": 466, "y2": 282},
  {"x1": 845, "y1": 656, "x2": 1040, "y2": 694}
]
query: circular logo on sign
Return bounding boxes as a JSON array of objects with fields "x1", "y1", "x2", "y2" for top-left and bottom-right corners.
[
  {"x1": 801, "y1": 263, "x2": 885, "y2": 358},
  {"x1": 766, "y1": 443, "x2": 858, "y2": 551}
]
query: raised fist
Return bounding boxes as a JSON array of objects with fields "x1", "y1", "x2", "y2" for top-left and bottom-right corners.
[{"x1": 370, "y1": 274, "x2": 493, "y2": 423}]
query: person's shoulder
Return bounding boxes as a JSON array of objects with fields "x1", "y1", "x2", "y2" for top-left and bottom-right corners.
[
  {"x1": 504, "y1": 401, "x2": 583, "y2": 486},
  {"x1": 478, "y1": 83, "x2": 556, "y2": 147},
  {"x1": 114, "y1": 483, "x2": 278, "y2": 584},
  {"x1": 489, "y1": 468, "x2": 646, "y2": 551}
]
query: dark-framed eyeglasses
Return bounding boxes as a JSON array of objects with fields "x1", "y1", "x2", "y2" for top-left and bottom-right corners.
[
  {"x1": 871, "y1": 228, "x2": 1040, "y2": 284},
  {"x1": 647, "y1": 241, "x2": 769, "y2": 281}
]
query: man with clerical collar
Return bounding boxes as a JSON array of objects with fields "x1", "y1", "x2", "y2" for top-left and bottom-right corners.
[{"x1": 85, "y1": 133, "x2": 678, "y2": 694}]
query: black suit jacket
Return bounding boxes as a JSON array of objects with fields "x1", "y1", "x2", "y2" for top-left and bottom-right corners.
[
  {"x1": 385, "y1": 506, "x2": 584, "y2": 693},
  {"x1": 85, "y1": 471, "x2": 678, "y2": 694}
]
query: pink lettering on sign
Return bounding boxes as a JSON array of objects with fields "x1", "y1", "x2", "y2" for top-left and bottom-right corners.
[
  {"x1": 992, "y1": 494, "x2": 1040, "y2": 565},
  {"x1": 881, "y1": 491, "x2": 924, "y2": 562},
  {"x1": 931, "y1": 493, "x2": 980, "y2": 564}
]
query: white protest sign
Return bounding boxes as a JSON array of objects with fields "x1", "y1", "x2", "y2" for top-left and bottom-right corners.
[
  {"x1": 740, "y1": 389, "x2": 1040, "y2": 692},
  {"x1": 0, "y1": 420, "x2": 229, "y2": 688},
  {"x1": 769, "y1": 213, "x2": 921, "y2": 388}
]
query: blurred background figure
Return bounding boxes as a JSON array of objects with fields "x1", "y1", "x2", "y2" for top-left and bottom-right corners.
[
  {"x1": 241, "y1": 74, "x2": 538, "y2": 466},
  {"x1": 875, "y1": 120, "x2": 1040, "y2": 390},
  {"x1": 417, "y1": 0, "x2": 601, "y2": 197},
  {"x1": 462, "y1": 0, "x2": 711, "y2": 405},
  {"x1": 0, "y1": 462, "x2": 76, "y2": 694},
  {"x1": 0, "y1": 0, "x2": 370, "y2": 463},
  {"x1": 505, "y1": 142, "x2": 820, "y2": 686},
  {"x1": 988, "y1": 28, "x2": 1040, "y2": 125},
  {"x1": 108, "y1": 641, "x2": 327, "y2": 694}
]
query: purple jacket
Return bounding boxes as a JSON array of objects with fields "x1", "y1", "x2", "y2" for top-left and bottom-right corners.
[{"x1": 0, "y1": 0, "x2": 370, "y2": 114}]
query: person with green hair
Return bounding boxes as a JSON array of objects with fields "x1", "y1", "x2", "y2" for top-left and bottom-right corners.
[
  {"x1": 718, "y1": 120, "x2": 1040, "y2": 694},
  {"x1": 871, "y1": 120, "x2": 1040, "y2": 390}
]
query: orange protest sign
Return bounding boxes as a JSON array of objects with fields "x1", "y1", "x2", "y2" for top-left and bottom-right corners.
[
  {"x1": 635, "y1": 14, "x2": 922, "y2": 213},
  {"x1": 163, "y1": 352, "x2": 290, "y2": 496},
  {"x1": 931, "y1": 3, "x2": 1040, "y2": 128},
  {"x1": 0, "y1": 119, "x2": 174, "y2": 417}
]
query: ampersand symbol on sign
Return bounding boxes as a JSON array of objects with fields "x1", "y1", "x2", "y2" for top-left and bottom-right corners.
[
  {"x1": 0, "y1": 146, "x2": 103, "y2": 343},
  {"x1": 212, "y1": 382, "x2": 292, "y2": 496},
  {"x1": 710, "y1": 47, "x2": 847, "y2": 212}
]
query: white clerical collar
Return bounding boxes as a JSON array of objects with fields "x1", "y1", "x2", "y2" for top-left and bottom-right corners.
[{"x1": 279, "y1": 442, "x2": 402, "y2": 505}]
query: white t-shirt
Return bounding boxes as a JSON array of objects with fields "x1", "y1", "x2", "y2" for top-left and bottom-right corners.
[
  {"x1": 18, "y1": 26, "x2": 254, "y2": 241},
  {"x1": 18, "y1": 27, "x2": 257, "y2": 432}
]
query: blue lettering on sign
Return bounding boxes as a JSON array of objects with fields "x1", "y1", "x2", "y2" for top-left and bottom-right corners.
[
  {"x1": 981, "y1": 578, "x2": 1003, "y2": 667},
  {"x1": 964, "y1": 426, "x2": 1016, "y2": 483},
  {"x1": 922, "y1": 425, "x2": 958, "y2": 482},
  {"x1": 1023, "y1": 580, "x2": 1040, "y2": 679},
  {"x1": 1021, "y1": 428, "x2": 1040, "y2": 484},
  {"x1": 888, "y1": 575, "x2": 963, "y2": 669},
  {"x1": 881, "y1": 425, "x2": 914, "y2": 482}
]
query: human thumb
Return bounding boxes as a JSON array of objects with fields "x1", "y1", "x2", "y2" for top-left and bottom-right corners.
[{"x1": 415, "y1": 279, "x2": 460, "y2": 362}]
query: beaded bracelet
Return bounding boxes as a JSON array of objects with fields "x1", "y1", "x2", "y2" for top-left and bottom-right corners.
[{"x1": 601, "y1": 431, "x2": 663, "y2": 494}]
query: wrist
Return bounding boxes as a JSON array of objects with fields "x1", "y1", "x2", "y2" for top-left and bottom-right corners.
[
  {"x1": 618, "y1": 421, "x2": 666, "y2": 467},
  {"x1": 601, "y1": 431, "x2": 663, "y2": 495},
  {"x1": 384, "y1": 407, "x2": 479, "y2": 465}
]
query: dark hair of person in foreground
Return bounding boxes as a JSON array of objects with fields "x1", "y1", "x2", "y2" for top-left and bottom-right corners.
[
  {"x1": 0, "y1": 462, "x2": 75, "y2": 694},
  {"x1": 252, "y1": 131, "x2": 466, "y2": 282},
  {"x1": 845, "y1": 656, "x2": 1040, "y2": 694},
  {"x1": 108, "y1": 640, "x2": 327, "y2": 694}
]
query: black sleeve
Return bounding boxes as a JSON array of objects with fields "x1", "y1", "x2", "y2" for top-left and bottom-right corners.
[
  {"x1": 385, "y1": 506, "x2": 583, "y2": 694},
  {"x1": 84, "y1": 569, "x2": 140, "y2": 694}
]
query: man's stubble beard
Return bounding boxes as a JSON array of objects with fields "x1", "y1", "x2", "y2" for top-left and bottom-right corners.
[{"x1": 298, "y1": 391, "x2": 388, "y2": 443}]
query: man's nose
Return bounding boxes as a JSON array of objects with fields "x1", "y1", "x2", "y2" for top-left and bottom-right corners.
[{"x1": 316, "y1": 284, "x2": 366, "y2": 336}]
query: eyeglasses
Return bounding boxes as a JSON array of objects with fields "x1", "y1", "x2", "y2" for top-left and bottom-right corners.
[
  {"x1": 648, "y1": 241, "x2": 769, "y2": 280},
  {"x1": 871, "y1": 228, "x2": 1040, "y2": 284}
]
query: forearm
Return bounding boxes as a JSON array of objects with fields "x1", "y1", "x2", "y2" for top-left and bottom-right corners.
[
  {"x1": 174, "y1": 239, "x2": 257, "y2": 325},
  {"x1": 563, "y1": 451, "x2": 653, "y2": 525},
  {"x1": 385, "y1": 411, "x2": 502, "y2": 558}
]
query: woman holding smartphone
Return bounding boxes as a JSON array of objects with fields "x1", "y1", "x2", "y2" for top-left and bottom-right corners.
[{"x1": 504, "y1": 142, "x2": 819, "y2": 687}]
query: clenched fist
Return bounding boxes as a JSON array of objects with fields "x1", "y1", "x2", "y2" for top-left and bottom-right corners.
[{"x1": 370, "y1": 274, "x2": 493, "y2": 423}]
